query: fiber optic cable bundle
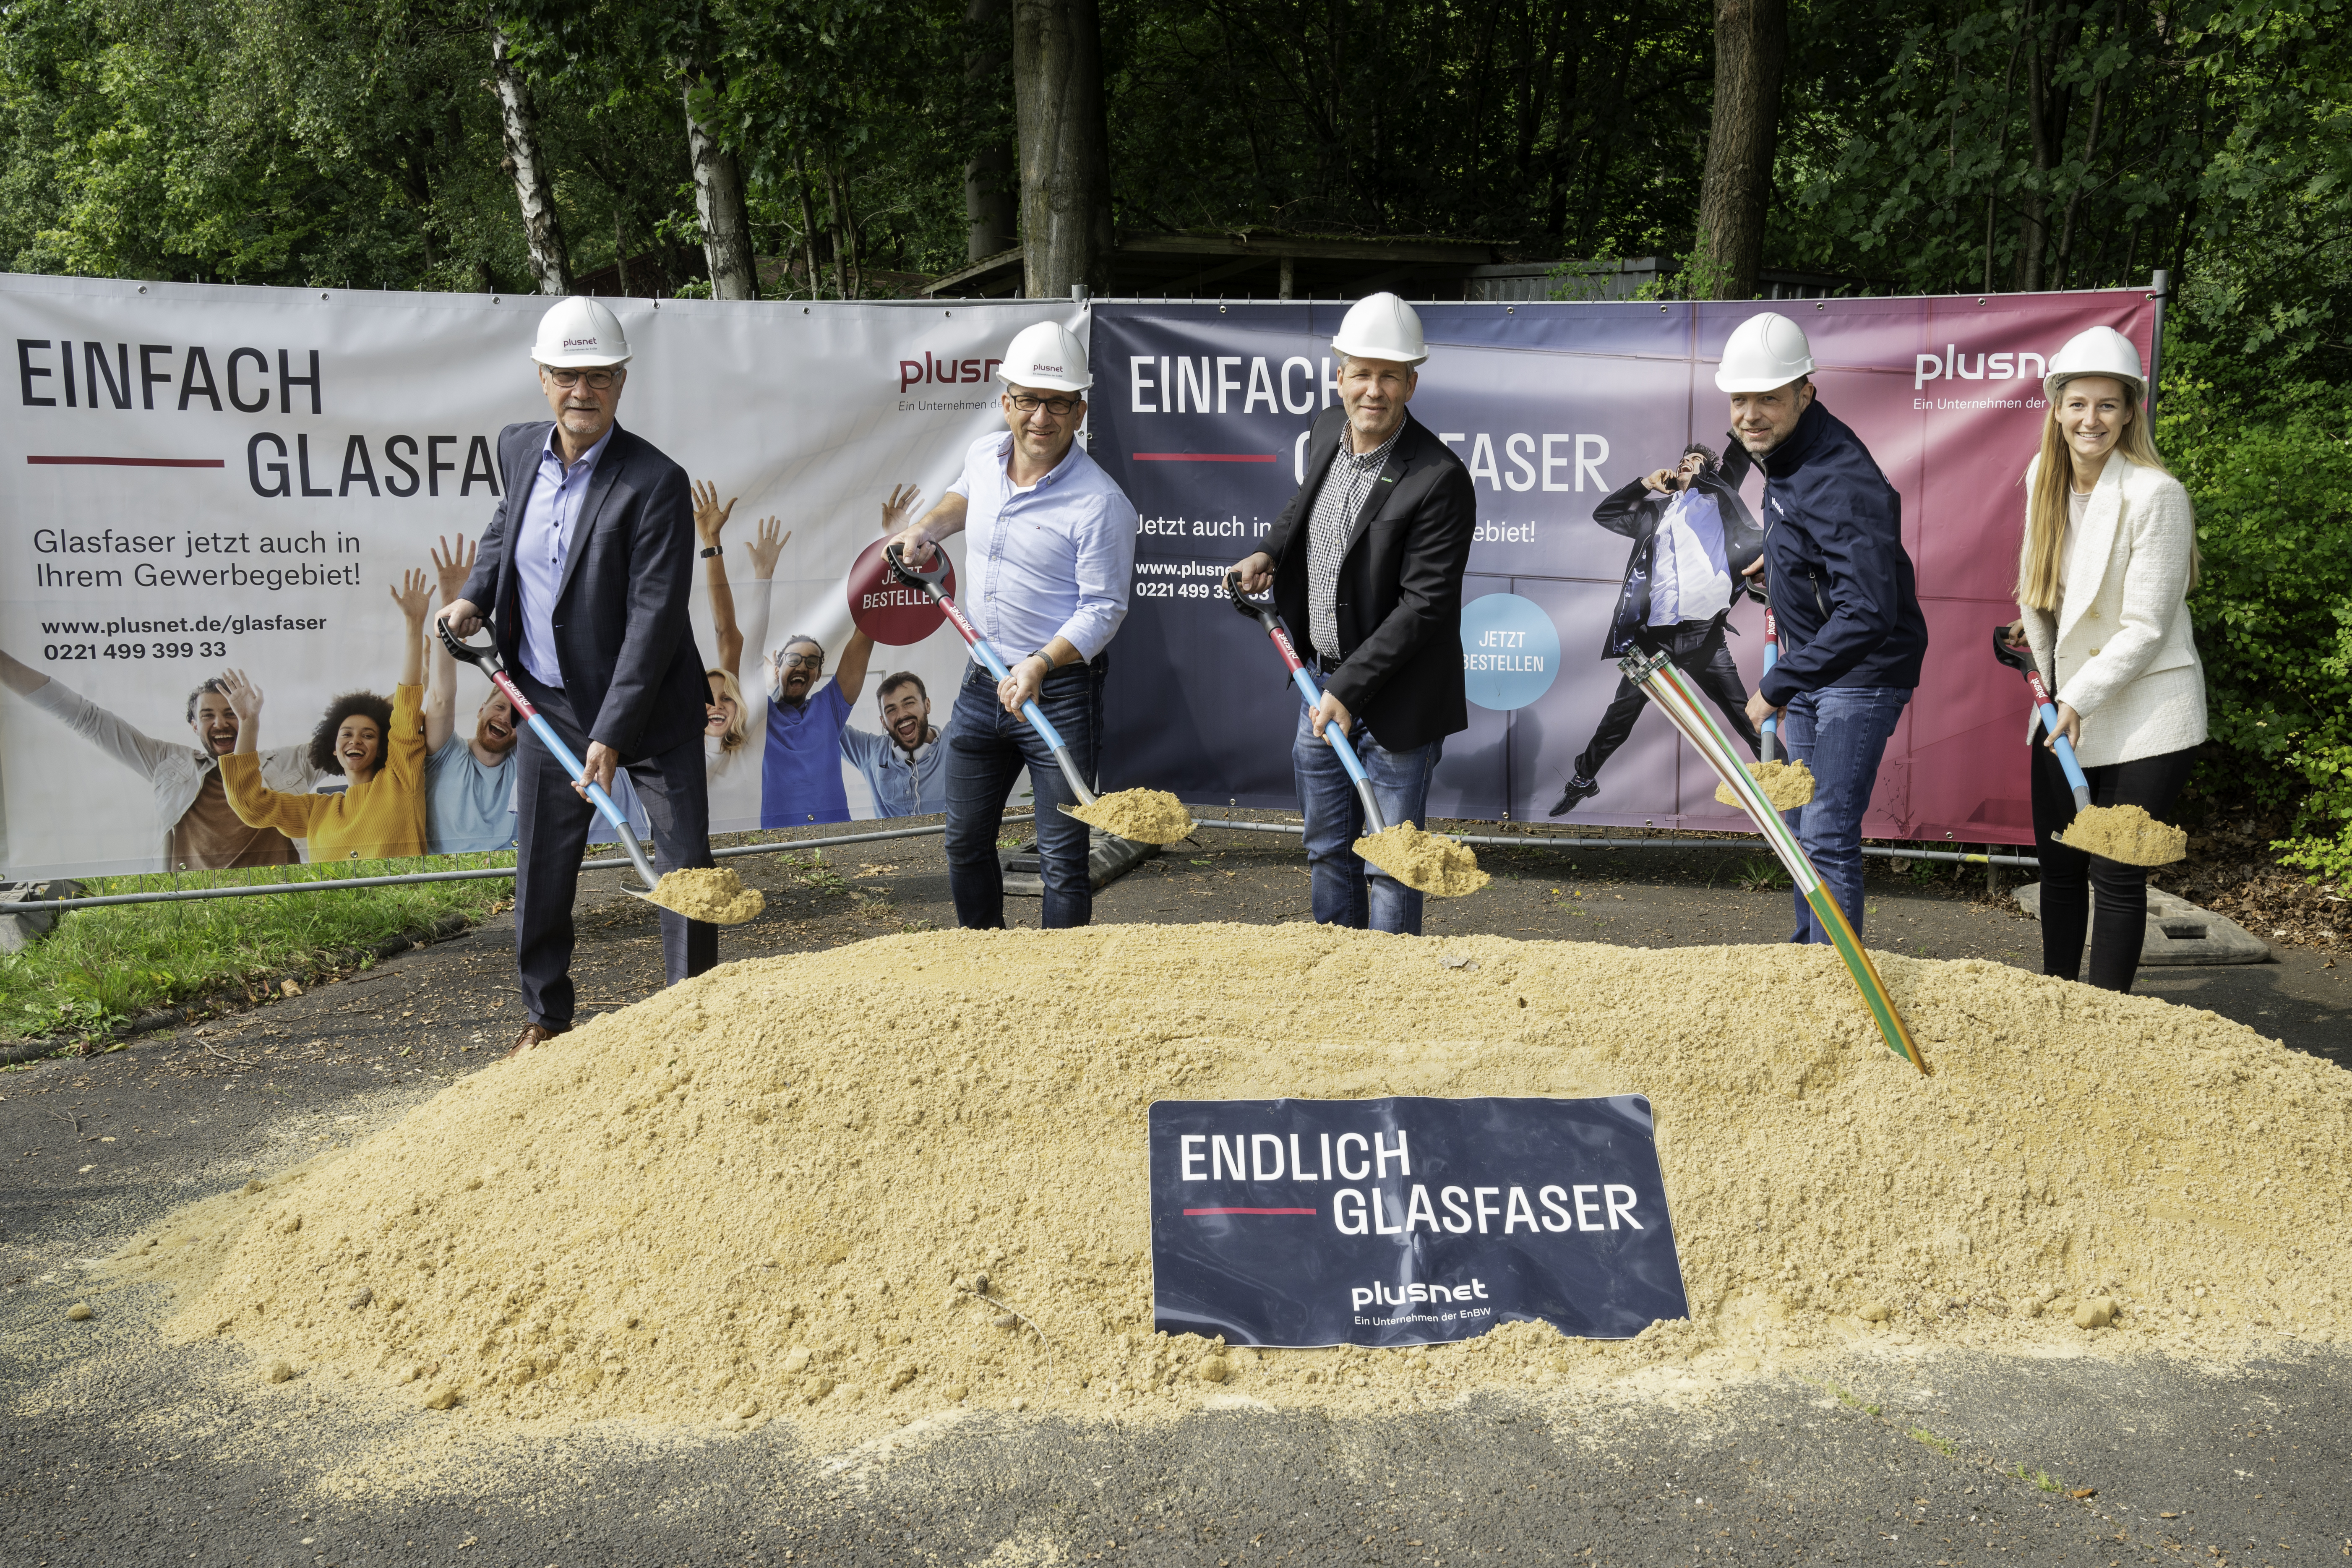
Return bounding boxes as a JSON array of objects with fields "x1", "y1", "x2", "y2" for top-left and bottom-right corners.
[{"x1": 1618, "y1": 647, "x2": 1931, "y2": 1076}]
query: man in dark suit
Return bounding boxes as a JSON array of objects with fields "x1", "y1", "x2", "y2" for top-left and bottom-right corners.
[
  {"x1": 1228, "y1": 293, "x2": 1476, "y2": 935},
  {"x1": 1549, "y1": 441, "x2": 1766, "y2": 815},
  {"x1": 438, "y1": 298, "x2": 715, "y2": 1054}
]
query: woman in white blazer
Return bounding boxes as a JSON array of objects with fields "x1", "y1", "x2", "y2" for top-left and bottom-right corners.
[{"x1": 2002, "y1": 325, "x2": 2205, "y2": 993}]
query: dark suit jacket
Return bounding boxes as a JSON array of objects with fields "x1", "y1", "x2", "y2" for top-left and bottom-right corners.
[
  {"x1": 1591, "y1": 462, "x2": 1764, "y2": 659},
  {"x1": 458, "y1": 420, "x2": 706, "y2": 761},
  {"x1": 1262, "y1": 407, "x2": 1477, "y2": 753}
]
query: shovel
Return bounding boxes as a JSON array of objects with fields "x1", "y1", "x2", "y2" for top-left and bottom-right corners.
[
  {"x1": 1222, "y1": 571, "x2": 1386, "y2": 835},
  {"x1": 438, "y1": 621, "x2": 664, "y2": 902},
  {"x1": 1990, "y1": 625, "x2": 2091, "y2": 809},
  {"x1": 1758, "y1": 607, "x2": 1781, "y2": 764}
]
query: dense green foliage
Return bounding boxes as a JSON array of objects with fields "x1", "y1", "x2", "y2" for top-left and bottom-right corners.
[{"x1": 0, "y1": 0, "x2": 2346, "y2": 879}]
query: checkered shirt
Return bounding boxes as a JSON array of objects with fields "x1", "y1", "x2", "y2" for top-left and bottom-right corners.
[{"x1": 1304, "y1": 421, "x2": 1403, "y2": 660}]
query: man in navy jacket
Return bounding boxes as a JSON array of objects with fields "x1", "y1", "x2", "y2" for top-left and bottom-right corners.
[
  {"x1": 440, "y1": 298, "x2": 717, "y2": 1052},
  {"x1": 1717, "y1": 311, "x2": 1928, "y2": 944}
]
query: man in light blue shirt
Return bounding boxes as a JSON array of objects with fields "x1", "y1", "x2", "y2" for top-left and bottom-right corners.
[
  {"x1": 888, "y1": 321, "x2": 1134, "y2": 929},
  {"x1": 839, "y1": 671, "x2": 955, "y2": 817}
]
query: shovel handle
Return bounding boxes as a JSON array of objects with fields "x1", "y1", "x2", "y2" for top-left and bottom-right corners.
[
  {"x1": 470, "y1": 657, "x2": 663, "y2": 892},
  {"x1": 1225, "y1": 572, "x2": 1387, "y2": 834},
  {"x1": 1758, "y1": 608, "x2": 1780, "y2": 764},
  {"x1": 890, "y1": 542, "x2": 1095, "y2": 804},
  {"x1": 2022, "y1": 668, "x2": 2095, "y2": 810}
]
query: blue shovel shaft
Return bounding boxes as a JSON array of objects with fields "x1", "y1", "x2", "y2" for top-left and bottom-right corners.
[
  {"x1": 1759, "y1": 641, "x2": 1779, "y2": 764},
  {"x1": 515, "y1": 708, "x2": 663, "y2": 890},
  {"x1": 1284, "y1": 665, "x2": 1389, "y2": 836},
  {"x1": 2036, "y1": 702, "x2": 2096, "y2": 810},
  {"x1": 959, "y1": 626, "x2": 1096, "y2": 806}
]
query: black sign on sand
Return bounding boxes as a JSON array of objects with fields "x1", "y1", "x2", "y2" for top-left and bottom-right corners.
[{"x1": 1149, "y1": 1096, "x2": 1689, "y2": 1348}]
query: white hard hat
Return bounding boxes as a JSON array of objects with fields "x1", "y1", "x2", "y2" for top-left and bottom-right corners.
[
  {"x1": 1330, "y1": 292, "x2": 1427, "y2": 366},
  {"x1": 2044, "y1": 326, "x2": 2144, "y2": 404},
  {"x1": 1714, "y1": 311, "x2": 1815, "y2": 393},
  {"x1": 998, "y1": 321, "x2": 1091, "y2": 393},
  {"x1": 530, "y1": 297, "x2": 632, "y2": 368}
]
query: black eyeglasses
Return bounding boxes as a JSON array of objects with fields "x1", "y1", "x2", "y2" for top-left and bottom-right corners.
[
  {"x1": 544, "y1": 368, "x2": 621, "y2": 390},
  {"x1": 777, "y1": 652, "x2": 824, "y2": 671},
  {"x1": 1006, "y1": 393, "x2": 1082, "y2": 417}
]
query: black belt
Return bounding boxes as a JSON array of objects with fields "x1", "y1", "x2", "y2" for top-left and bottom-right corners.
[{"x1": 1313, "y1": 651, "x2": 1343, "y2": 675}]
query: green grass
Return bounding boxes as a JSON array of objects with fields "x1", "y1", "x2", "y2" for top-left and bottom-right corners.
[
  {"x1": 1910, "y1": 1427, "x2": 1958, "y2": 1457},
  {"x1": 0, "y1": 853, "x2": 516, "y2": 1045}
]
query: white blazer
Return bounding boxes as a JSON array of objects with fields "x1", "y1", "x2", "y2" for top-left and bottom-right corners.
[{"x1": 2017, "y1": 452, "x2": 2206, "y2": 769}]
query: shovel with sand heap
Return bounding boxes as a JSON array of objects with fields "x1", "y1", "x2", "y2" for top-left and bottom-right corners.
[
  {"x1": 1711, "y1": 605, "x2": 1817, "y2": 812},
  {"x1": 1992, "y1": 626, "x2": 2185, "y2": 866},
  {"x1": 1223, "y1": 571, "x2": 1486, "y2": 898},
  {"x1": 882, "y1": 543, "x2": 1195, "y2": 845},
  {"x1": 436, "y1": 622, "x2": 764, "y2": 923},
  {"x1": 1622, "y1": 645, "x2": 1927, "y2": 1074}
]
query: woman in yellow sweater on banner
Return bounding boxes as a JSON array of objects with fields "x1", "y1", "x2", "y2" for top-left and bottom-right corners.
[{"x1": 218, "y1": 569, "x2": 434, "y2": 861}]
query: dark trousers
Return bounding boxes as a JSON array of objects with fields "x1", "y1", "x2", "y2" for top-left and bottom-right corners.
[
  {"x1": 513, "y1": 670, "x2": 716, "y2": 1029},
  {"x1": 2030, "y1": 735, "x2": 2195, "y2": 993},
  {"x1": 1575, "y1": 618, "x2": 1761, "y2": 779},
  {"x1": 944, "y1": 655, "x2": 1105, "y2": 930}
]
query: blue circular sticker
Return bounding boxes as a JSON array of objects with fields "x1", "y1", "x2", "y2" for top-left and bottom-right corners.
[{"x1": 1460, "y1": 592, "x2": 1560, "y2": 711}]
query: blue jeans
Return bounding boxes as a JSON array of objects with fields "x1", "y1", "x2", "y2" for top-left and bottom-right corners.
[
  {"x1": 944, "y1": 657, "x2": 1104, "y2": 930},
  {"x1": 1294, "y1": 705, "x2": 1441, "y2": 935},
  {"x1": 1776, "y1": 685, "x2": 1909, "y2": 945}
]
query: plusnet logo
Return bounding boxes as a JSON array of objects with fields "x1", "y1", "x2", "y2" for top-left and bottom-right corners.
[
  {"x1": 900, "y1": 351, "x2": 1005, "y2": 394},
  {"x1": 1351, "y1": 1277, "x2": 1489, "y2": 1312},
  {"x1": 563, "y1": 336, "x2": 600, "y2": 349},
  {"x1": 1913, "y1": 343, "x2": 2050, "y2": 391}
]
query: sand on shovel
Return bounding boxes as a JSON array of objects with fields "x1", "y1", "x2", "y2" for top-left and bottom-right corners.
[
  {"x1": 2056, "y1": 803, "x2": 2188, "y2": 866},
  {"x1": 646, "y1": 867, "x2": 764, "y2": 924},
  {"x1": 1714, "y1": 759, "x2": 1817, "y2": 812},
  {"x1": 1354, "y1": 821, "x2": 1489, "y2": 897},
  {"x1": 1066, "y1": 788, "x2": 1196, "y2": 845}
]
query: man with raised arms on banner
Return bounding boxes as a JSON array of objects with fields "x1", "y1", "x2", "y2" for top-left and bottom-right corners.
[
  {"x1": 1550, "y1": 441, "x2": 1765, "y2": 815},
  {"x1": 1717, "y1": 311, "x2": 1929, "y2": 945},
  {"x1": 0, "y1": 649, "x2": 323, "y2": 871},
  {"x1": 1226, "y1": 293, "x2": 1476, "y2": 937},
  {"x1": 887, "y1": 321, "x2": 1134, "y2": 930},
  {"x1": 754, "y1": 487, "x2": 916, "y2": 827},
  {"x1": 436, "y1": 297, "x2": 719, "y2": 1057},
  {"x1": 420, "y1": 534, "x2": 519, "y2": 854},
  {"x1": 839, "y1": 670, "x2": 954, "y2": 817}
]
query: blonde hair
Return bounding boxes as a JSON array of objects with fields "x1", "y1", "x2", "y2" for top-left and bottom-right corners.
[
  {"x1": 2018, "y1": 377, "x2": 2190, "y2": 612},
  {"x1": 705, "y1": 667, "x2": 749, "y2": 752}
]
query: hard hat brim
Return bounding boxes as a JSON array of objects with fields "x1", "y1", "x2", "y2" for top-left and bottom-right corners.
[
  {"x1": 532, "y1": 349, "x2": 634, "y2": 369},
  {"x1": 2044, "y1": 370, "x2": 2146, "y2": 405},
  {"x1": 1713, "y1": 366, "x2": 1814, "y2": 394},
  {"x1": 1330, "y1": 342, "x2": 1429, "y2": 368},
  {"x1": 999, "y1": 370, "x2": 1093, "y2": 394}
]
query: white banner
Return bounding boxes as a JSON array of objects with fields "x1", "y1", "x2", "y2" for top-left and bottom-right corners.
[{"x1": 0, "y1": 275, "x2": 1078, "y2": 878}]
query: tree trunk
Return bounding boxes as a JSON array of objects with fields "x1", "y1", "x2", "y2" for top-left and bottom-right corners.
[
  {"x1": 490, "y1": 29, "x2": 571, "y2": 296},
  {"x1": 1012, "y1": 0, "x2": 1113, "y2": 298},
  {"x1": 1690, "y1": 0, "x2": 1786, "y2": 300},
  {"x1": 680, "y1": 62, "x2": 759, "y2": 301},
  {"x1": 964, "y1": 0, "x2": 1018, "y2": 262}
]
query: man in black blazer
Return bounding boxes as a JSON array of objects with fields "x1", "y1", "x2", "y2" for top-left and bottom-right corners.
[
  {"x1": 1228, "y1": 293, "x2": 1476, "y2": 935},
  {"x1": 438, "y1": 298, "x2": 716, "y2": 1053},
  {"x1": 1549, "y1": 441, "x2": 1765, "y2": 815}
]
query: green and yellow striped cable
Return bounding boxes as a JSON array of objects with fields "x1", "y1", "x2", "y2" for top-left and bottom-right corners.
[{"x1": 1620, "y1": 649, "x2": 1931, "y2": 1077}]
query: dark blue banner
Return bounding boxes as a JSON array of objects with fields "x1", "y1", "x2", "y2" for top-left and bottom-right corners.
[{"x1": 1149, "y1": 1095, "x2": 1688, "y2": 1347}]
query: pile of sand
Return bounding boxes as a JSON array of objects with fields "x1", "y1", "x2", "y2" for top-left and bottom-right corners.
[
  {"x1": 1068, "y1": 789, "x2": 1196, "y2": 845},
  {"x1": 647, "y1": 867, "x2": 764, "y2": 924},
  {"x1": 1353, "y1": 823, "x2": 1490, "y2": 897},
  {"x1": 2057, "y1": 803, "x2": 2188, "y2": 866},
  {"x1": 1713, "y1": 759, "x2": 1816, "y2": 812},
  {"x1": 124, "y1": 926, "x2": 2351, "y2": 1443}
]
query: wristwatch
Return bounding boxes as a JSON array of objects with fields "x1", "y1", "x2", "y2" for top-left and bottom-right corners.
[
  {"x1": 1028, "y1": 649, "x2": 1056, "y2": 673},
  {"x1": 699, "y1": 545, "x2": 720, "y2": 559}
]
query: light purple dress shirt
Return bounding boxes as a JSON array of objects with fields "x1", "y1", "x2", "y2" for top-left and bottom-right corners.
[
  {"x1": 944, "y1": 431, "x2": 1135, "y2": 663},
  {"x1": 514, "y1": 424, "x2": 614, "y2": 686}
]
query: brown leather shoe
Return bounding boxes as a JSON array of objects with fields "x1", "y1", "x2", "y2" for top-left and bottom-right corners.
[{"x1": 506, "y1": 1021, "x2": 567, "y2": 1059}]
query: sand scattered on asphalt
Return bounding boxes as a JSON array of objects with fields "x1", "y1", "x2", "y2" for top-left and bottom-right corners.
[
  {"x1": 1354, "y1": 823, "x2": 1489, "y2": 897},
  {"x1": 1714, "y1": 760, "x2": 1816, "y2": 812},
  {"x1": 123, "y1": 925, "x2": 2352, "y2": 1445},
  {"x1": 1068, "y1": 790, "x2": 1196, "y2": 845},
  {"x1": 647, "y1": 868, "x2": 764, "y2": 924},
  {"x1": 2057, "y1": 803, "x2": 2188, "y2": 866}
]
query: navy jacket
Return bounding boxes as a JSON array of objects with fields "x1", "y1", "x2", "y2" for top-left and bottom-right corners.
[
  {"x1": 1262, "y1": 407, "x2": 1478, "y2": 752},
  {"x1": 1723, "y1": 399, "x2": 1928, "y2": 705},
  {"x1": 1591, "y1": 462, "x2": 1765, "y2": 659},
  {"x1": 458, "y1": 420, "x2": 708, "y2": 761}
]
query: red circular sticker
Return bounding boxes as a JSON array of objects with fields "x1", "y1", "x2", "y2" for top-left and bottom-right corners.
[{"x1": 844, "y1": 537, "x2": 955, "y2": 646}]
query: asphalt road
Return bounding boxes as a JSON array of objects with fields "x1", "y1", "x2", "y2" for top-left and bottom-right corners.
[{"x1": 6, "y1": 825, "x2": 2347, "y2": 1567}]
